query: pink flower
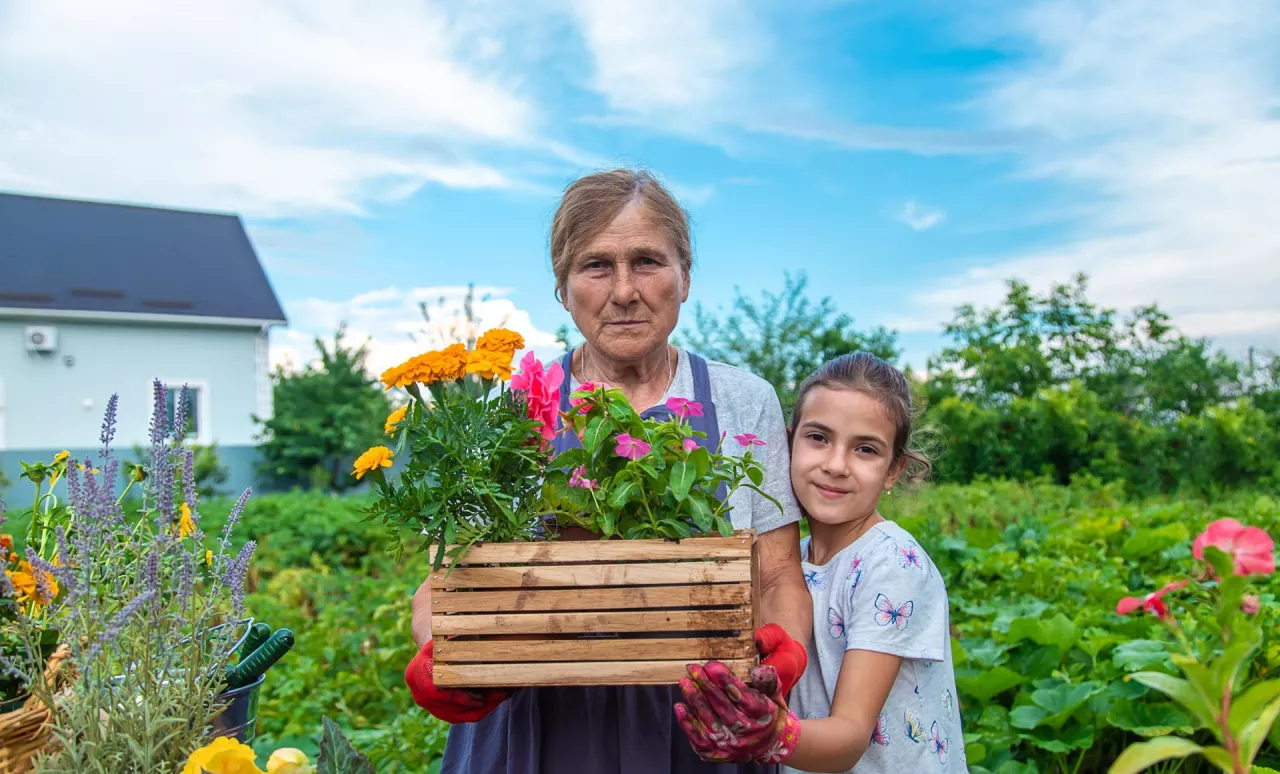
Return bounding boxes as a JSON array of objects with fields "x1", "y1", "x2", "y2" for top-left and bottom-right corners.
[
  {"x1": 1192, "y1": 518, "x2": 1275, "y2": 576},
  {"x1": 614, "y1": 433, "x2": 651, "y2": 461},
  {"x1": 682, "y1": 438, "x2": 698, "y2": 453},
  {"x1": 569, "y1": 381, "x2": 608, "y2": 414},
  {"x1": 569, "y1": 465, "x2": 599, "y2": 490},
  {"x1": 1242, "y1": 594, "x2": 1261, "y2": 616},
  {"x1": 1116, "y1": 579, "x2": 1190, "y2": 621},
  {"x1": 734, "y1": 433, "x2": 766, "y2": 448},
  {"x1": 665, "y1": 397, "x2": 704, "y2": 420},
  {"x1": 511, "y1": 352, "x2": 563, "y2": 444}
]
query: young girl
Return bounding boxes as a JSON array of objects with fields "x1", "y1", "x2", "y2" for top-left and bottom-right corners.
[{"x1": 675, "y1": 353, "x2": 966, "y2": 773}]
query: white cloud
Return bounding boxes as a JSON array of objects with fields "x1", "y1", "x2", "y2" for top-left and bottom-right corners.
[
  {"x1": 0, "y1": 0, "x2": 549, "y2": 217},
  {"x1": 269, "y1": 285, "x2": 564, "y2": 379},
  {"x1": 891, "y1": 0, "x2": 1280, "y2": 351},
  {"x1": 897, "y1": 201, "x2": 946, "y2": 231}
]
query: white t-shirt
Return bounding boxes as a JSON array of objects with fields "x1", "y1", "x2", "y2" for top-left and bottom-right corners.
[
  {"x1": 786, "y1": 521, "x2": 967, "y2": 774},
  {"x1": 565, "y1": 348, "x2": 801, "y2": 535}
]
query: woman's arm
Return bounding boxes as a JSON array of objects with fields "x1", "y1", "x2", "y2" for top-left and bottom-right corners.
[
  {"x1": 410, "y1": 577, "x2": 432, "y2": 647},
  {"x1": 757, "y1": 523, "x2": 813, "y2": 644},
  {"x1": 782, "y1": 649, "x2": 901, "y2": 772}
]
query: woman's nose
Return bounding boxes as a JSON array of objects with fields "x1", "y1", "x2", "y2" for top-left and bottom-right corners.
[{"x1": 610, "y1": 267, "x2": 639, "y2": 304}]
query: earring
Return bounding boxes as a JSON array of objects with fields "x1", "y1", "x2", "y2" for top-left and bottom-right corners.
[{"x1": 884, "y1": 488, "x2": 891, "y2": 496}]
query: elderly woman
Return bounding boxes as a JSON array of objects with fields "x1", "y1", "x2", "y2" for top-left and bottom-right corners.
[{"x1": 404, "y1": 169, "x2": 813, "y2": 774}]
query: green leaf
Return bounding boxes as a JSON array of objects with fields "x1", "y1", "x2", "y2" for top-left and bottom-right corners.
[
  {"x1": 669, "y1": 461, "x2": 694, "y2": 501},
  {"x1": 687, "y1": 496, "x2": 714, "y2": 533},
  {"x1": 1009, "y1": 705, "x2": 1049, "y2": 730},
  {"x1": 1127, "y1": 671, "x2": 1217, "y2": 729},
  {"x1": 1107, "y1": 701, "x2": 1194, "y2": 738},
  {"x1": 1108, "y1": 736, "x2": 1203, "y2": 774},
  {"x1": 1113, "y1": 640, "x2": 1174, "y2": 672},
  {"x1": 583, "y1": 417, "x2": 610, "y2": 455},
  {"x1": 956, "y1": 666, "x2": 1025, "y2": 704},
  {"x1": 600, "y1": 509, "x2": 616, "y2": 537},
  {"x1": 1199, "y1": 746, "x2": 1237, "y2": 772},
  {"x1": 1214, "y1": 623, "x2": 1261, "y2": 697},
  {"x1": 1022, "y1": 721, "x2": 1094, "y2": 752},
  {"x1": 689, "y1": 446, "x2": 711, "y2": 479},
  {"x1": 1235, "y1": 681, "x2": 1280, "y2": 763},
  {"x1": 1007, "y1": 613, "x2": 1080, "y2": 652},
  {"x1": 746, "y1": 464, "x2": 764, "y2": 486},
  {"x1": 1202, "y1": 545, "x2": 1236, "y2": 586},
  {"x1": 318, "y1": 716, "x2": 376, "y2": 774},
  {"x1": 1025, "y1": 681, "x2": 1105, "y2": 730},
  {"x1": 1120, "y1": 523, "x2": 1190, "y2": 559},
  {"x1": 608, "y1": 480, "x2": 638, "y2": 509}
]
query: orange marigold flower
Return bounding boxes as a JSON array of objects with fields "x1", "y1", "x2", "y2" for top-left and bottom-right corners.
[
  {"x1": 7, "y1": 561, "x2": 58, "y2": 609},
  {"x1": 384, "y1": 405, "x2": 409, "y2": 435},
  {"x1": 353, "y1": 446, "x2": 394, "y2": 479},
  {"x1": 475, "y1": 328, "x2": 525, "y2": 355},
  {"x1": 176, "y1": 503, "x2": 196, "y2": 539},
  {"x1": 466, "y1": 347, "x2": 515, "y2": 381},
  {"x1": 382, "y1": 343, "x2": 470, "y2": 389},
  {"x1": 0, "y1": 535, "x2": 12, "y2": 551}
]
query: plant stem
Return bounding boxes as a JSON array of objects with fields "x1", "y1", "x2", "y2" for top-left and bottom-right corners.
[{"x1": 1219, "y1": 681, "x2": 1246, "y2": 774}]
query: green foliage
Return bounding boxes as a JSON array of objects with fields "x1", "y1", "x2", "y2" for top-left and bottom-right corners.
[
  {"x1": 318, "y1": 716, "x2": 376, "y2": 774},
  {"x1": 255, "y1": 323, "x2": 392, "y2": 492},
  {"x1": 676, "y1": 271, "x2": 900, "y2": 414},
  {"x1": 543, "y1": 383, "x2": 776, "y2": 539}
]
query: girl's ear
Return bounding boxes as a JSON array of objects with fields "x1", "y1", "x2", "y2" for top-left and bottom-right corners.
[{"x1": 884, "y1": 454, "x2": 909, "y2": 492}]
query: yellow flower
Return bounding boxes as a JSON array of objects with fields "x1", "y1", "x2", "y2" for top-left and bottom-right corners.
[
  {"x1": 173, "y1": 503, "x2": 197, "y2": 539},
  {"x1": 475, "y1": 328, "x2": 525, "y2": 355},
  {"x1": 465, "y1": 347, "x2": 515, "y2": 381},
  {"x1": 183, "y1": 737, "x2": 264, "y2": 774},
  {"x1": 6, "y1": 561, "x2": 59, "y2": 610},
  {"x1": 54, "y1": 450, "x2": 70, "y2": 463},
  {"x1": 352, "y1": 446, "x2": 394, "y2": 480},
  {"x1": 205, "y1": 550, "x2": 214, "y2": 567},
  {"x1": 384, "y1": 404, "x2": 408, "y2": 435},
  {"x1": 76, "y1": 463, "x2": 101, "y2": 474},
  {"x1": 380, "y1": 344, "x2": 470, "y2": 389},
  {"x1": 266, "y1": 748, "x2": 315, "y2": 774}
]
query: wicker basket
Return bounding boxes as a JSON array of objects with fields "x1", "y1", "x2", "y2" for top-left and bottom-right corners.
[{"x1": 0, "y1": 645, "x2": 74, "y2": 773}]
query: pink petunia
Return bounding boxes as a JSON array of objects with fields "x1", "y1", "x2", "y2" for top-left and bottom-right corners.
[
  {"x1": 511, "y1": 352, "x2": 562, "y2": 444},
  {"x1": 1116, "y1": 579, "x2": 1190, "y2": 621},
  {"x1": 1192, "y1": 518, "x2": 1275, "y2": 577},
  {"x1": 734, "y1": 433, "x2": 766, "y2": 448},
  {"x1": 569, "y1": 465, "x2": 599, "y2": 490},
  {"x1": 665, "y1": 397, "x2": 704, "y2": 420},
  {"x1": 1242, "y1": 594, "x2": 1262, "y2": 616},
  {"x1": 682, "y1": 438, "x2": 698, "y2": 453},
  {"x1": 615, "y1": 433, "x2": 651, "y2": 461}
]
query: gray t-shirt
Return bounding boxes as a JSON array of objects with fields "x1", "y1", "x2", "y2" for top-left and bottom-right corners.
[
  {"x1": 787, "y1": 522, "x2": 967, "y2": 774},
  {"x1": 565, "y1": 348, "x2": 801, "y2": 535}
]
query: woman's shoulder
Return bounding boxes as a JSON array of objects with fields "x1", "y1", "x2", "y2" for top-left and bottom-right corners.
[{"x1": 688, "y1": 352, "x2": 783, "y2": 405}]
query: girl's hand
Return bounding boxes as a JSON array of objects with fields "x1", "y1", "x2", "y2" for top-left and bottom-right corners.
[{"x1": 674, "y1": 661, "x2": 801, "y2": 764}]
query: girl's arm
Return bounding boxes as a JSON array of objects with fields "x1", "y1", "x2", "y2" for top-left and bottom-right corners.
[{"x1": 782, "y1": 649, "x2": 902, "y2": 772}]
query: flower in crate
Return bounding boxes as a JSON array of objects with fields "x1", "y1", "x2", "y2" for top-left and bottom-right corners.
[
  {"x1": 510, "y1": 350, "x2": 563, "y2": 443},
  {"x1": 352, "y1": 446, "x2": 394, "y2": 480},
  {"x1": 379, "y1": 343, "x2": 470, "y2": 390},
  {"x1": 614, "y1": 433, "x2": 651, "y2": 461},
  {"x1": 1191, "y1": 517, "x2": 1275, "y2": 576},
  {"x1": 665, "y1": 397, "x2": 703, "y2": 419}
]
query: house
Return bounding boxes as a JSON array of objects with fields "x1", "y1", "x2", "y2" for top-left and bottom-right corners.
[{"x1": 0, "y1": 191, "x2": 287, "y2": 501}]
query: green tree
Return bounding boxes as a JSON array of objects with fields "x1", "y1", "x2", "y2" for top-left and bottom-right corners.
[
  {"x1": 255, "y1": 324, "x2": 392, "y2": 492},
  {"x1": 676, "y1": 272, "x2": 900, "y2": 414}
]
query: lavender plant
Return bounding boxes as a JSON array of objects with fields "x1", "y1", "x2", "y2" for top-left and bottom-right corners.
[{"x1": 1, "y1": 383, "x2": 256, "y2": 773}]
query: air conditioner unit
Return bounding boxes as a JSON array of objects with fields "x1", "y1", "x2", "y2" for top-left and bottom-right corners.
[{"x1": 24, "y1": 326, "x2": 58, "y2": 353}]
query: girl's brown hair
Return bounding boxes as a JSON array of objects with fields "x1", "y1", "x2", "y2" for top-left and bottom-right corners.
[
  {"x1": 549, "y1": 168, "x2": 693, "y2": 302},
  {"x1": 789, "y1": 352, "x2": 933, "y2": 483}
]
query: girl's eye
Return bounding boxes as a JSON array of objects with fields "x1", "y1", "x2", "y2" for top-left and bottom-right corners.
[
  {"x1": 806, "y1": 433, "x2": 826, "y2": 444},
  {"x1": 856, "y1": 445, "x2": 879, "y2": 455}
]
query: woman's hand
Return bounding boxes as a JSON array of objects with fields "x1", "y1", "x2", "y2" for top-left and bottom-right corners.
[
  {"x1": 404, "y1": 639, "x2": 513, "y2": 724},
  {"x1": 674, "y1": 661, "x2": 801, "y2": 765},
  {"x1": 754, "y1": 623, "x2": 808, "y2": 697}
]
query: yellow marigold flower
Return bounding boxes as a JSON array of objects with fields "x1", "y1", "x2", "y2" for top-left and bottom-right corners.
[
  {"x1": 177, "y1": 503, "x2": 196, "y2": 539},
  {"x1": 466, "y1": 347, "x2": 515, "y2": 381},
  {"x1": 384, "y1": 404, "x2": 408, "y2": 435},
  {"x1": 352, "y1": 446, "x2": 394, "y2": 479},
  {"x1": 381, "y1": 343, "x2": 470, "y2": 389},
  {"x1": 54, "y1": 450, "x2": 70, "y2": 463},
  {"x1": 266, "y1": 747, "x2": 315, "y2": 774},
  {"x1": 183, "y1": 737, "x2": 264, "y2": 774},
  {"x1": 205, "y1": 549, "x2": 214, "y2": 567},
  {"x1": 475, "y1": 328, "x2": 524, "y2": 355},
  {"x1": 7, "y1": 561, "x2": 58, "y2": 610}
]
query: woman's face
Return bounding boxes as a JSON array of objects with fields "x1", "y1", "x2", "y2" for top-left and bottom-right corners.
[
  {"x1": 789, "y1": 386, "x2": 904, "y2": 528},
  {"x1": 562, "y1": 201, "x2": 688, "y2": 364}
]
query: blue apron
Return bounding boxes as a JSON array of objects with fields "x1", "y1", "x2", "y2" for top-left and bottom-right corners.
[{"x1": 440, "y1": 350, "x2": 776, "y2": 774}]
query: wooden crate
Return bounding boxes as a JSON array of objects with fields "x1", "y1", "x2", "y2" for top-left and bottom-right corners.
[{"x1": 430, "y1": 530, "x2": 759, "y2": 688}]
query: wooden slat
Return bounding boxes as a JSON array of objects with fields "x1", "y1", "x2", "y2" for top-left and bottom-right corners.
[
  {"x1": 433, "y1": 583, "x2": 751, "y2": 613},
  {"x1": 434, "y1": 659, "x2": 756, "y2": 687},
  {"x1": 431, "y1": 608, "x2": 752, "y2": 636},
  {"x1": 438, "y1": 533, "x2": 753, "y2": 565},
  {"x1": 434, "y1": 637, "x2": 754, "y2": 663},
  {"x1": 430, "y1": 560, "x2": 751, "y2": 590}
]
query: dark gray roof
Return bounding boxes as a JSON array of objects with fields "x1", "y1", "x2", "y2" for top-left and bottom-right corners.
[{"x1": 0, "y1": 192, "x2": 287, "y2": 324}]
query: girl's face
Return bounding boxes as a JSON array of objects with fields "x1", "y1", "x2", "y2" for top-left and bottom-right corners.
[{"x1": 789, "y1": 386, "x2": 905, "y2": 528}]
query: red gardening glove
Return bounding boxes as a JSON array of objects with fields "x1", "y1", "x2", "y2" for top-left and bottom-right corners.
[
  {"x1": 674, "y1": 661, "x2": 801, "y2": 765},
  {"x1": 754, "y1": 623, "x2": 807, "y2": 697},
  {"x1": 404, "y1": 640, "x2": 512, "y2": 724}
]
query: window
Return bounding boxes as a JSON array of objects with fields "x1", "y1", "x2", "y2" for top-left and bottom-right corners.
[{"x1": 165, "y1": 385, "x2": 201, "y2": 438}]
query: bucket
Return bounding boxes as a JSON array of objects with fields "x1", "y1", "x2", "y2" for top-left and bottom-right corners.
[{"x1": 208, "y1": 673, "x2": 266, "y2": 743}]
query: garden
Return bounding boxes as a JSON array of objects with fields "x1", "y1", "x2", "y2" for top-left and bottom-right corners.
[{"x1": 1, "y1": 274, "x2": 1278, "y2": 772}]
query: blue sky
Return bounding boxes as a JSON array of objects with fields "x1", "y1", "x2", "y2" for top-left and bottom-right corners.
[{"x1": 2, "y1": 0, "x2": 1278, "y2": 376}]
